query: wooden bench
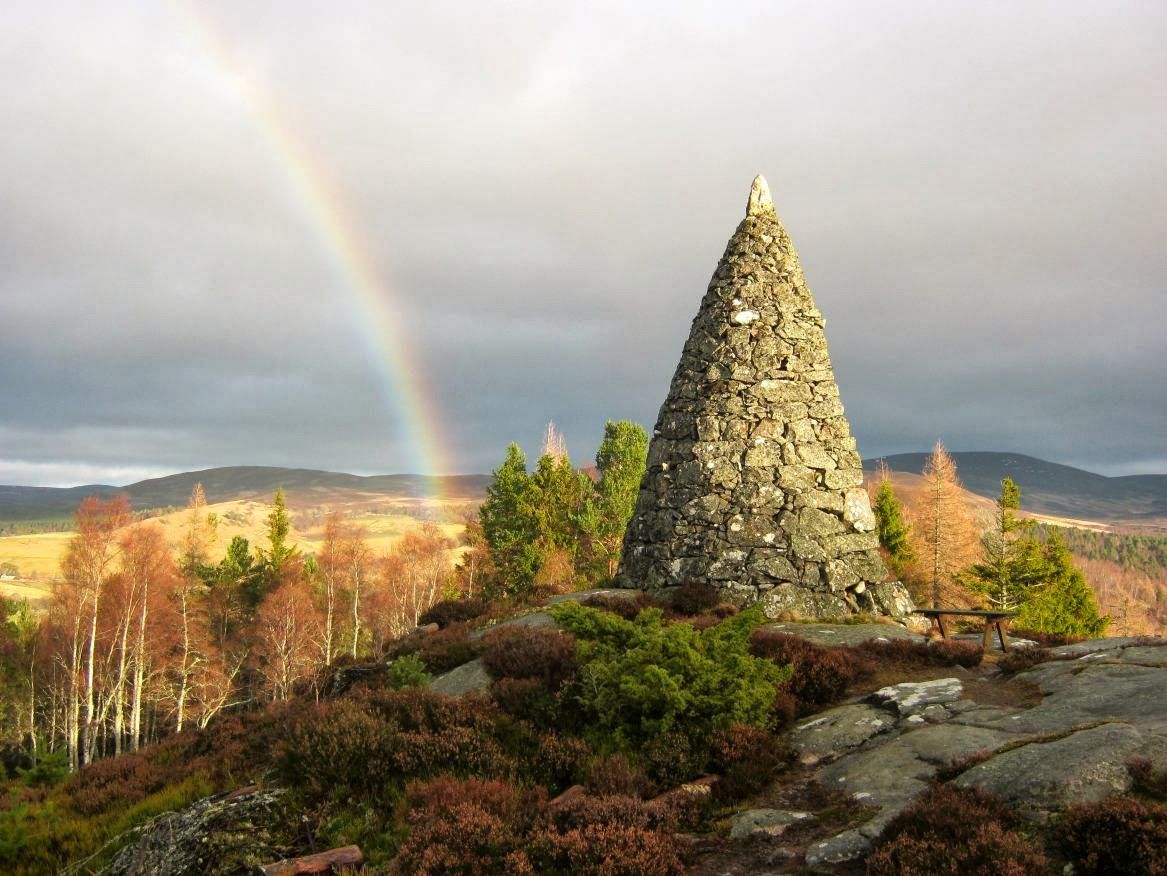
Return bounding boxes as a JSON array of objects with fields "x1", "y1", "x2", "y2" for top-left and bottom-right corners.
[{"x1": 914, "y1": 609, "x2": 1017, "y2": 652}]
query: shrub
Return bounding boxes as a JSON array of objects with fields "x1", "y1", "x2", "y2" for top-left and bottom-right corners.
[
  {"x1": 387, "y1": 653, "x2": 432, "y2": 689},
  {"x1": 669, "y1": 581, "x2": 720, "y2": 616},
  {"x1": 582, "y1": 591, "x2": 655, "y2": 621},
  {"x1": 63, "y1": 753, "x2": 166, "y2": 816},
  {"x1": 867, "y1": 783, "x2": 1047, "y2": 875},
  {"x1": 530, "y1": 793, "x2": 685, "y2": 875},
  {"x1": 414, "y1": 622, "x2": 480, "y2": 673},
  {"x1": 641, "y1": 731, "x2": 702, "y2": 790},
  {"x1": 551, "y1": 603, "x2": 789, "y2": 756},
  {"x1": 528, "y1": 731, "x2": 591, "y2": 791},
  {"x1": 1127, "y1": 756, "x2": 1167, "y2": 800},
  {"x1": 710, "y1": 723, "x2": 793, "y2": 801},
  {"x1": 687, "y1": 603, "x2": 740, "y2": 631},
  {"x1": 391, "y1": 779, "x2": 684, "y2": 876},
  {"x1": 491, "y1": 677, "x2": 557, "y2": 725},
  {"x1": 419, "y1": 597, "x2": 488, "y2": 629},
  {"x1": 1009, "y1": 628, "x2": 1084, "y2": 647},
  {"x1": 997, "y1": 646, "x2": 1053, "y2": 675},
  {"x1": 479, "y1": 625, "x2": 577, "y2": 690},
  {"x1": 750, "y1": 631, "x2": 871, "y2": 712},
  {"x1": 277, "y1": 689, "x2": 517, "y2": 806},
  {"x1": 770, "y1": 689, "x2": 798, "y2": 729},
  {"x1": 586, "y1": 754, "x2": 650, "y2": 799},
  {"x1": 391, "y1": 776, "x2": 543, "y2": 875},
  {"x1": 14, "y1": 750, "x2": 68, "y2": 789},
  {"x1": 1056, "y1": 796, "x2": 1167, "y2": 875},
  {"x1": 852, "y1": 636, "x2": 982, "y2": 669}
]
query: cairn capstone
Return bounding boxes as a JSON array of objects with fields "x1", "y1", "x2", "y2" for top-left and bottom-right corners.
[{"x1": 618, "y1": 176, "x2": 909, "y2": 618}]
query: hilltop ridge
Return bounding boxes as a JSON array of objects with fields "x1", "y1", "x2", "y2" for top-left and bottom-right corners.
[{"x1": 864, "y1": 452, "x2": 1167, "y2": 523}]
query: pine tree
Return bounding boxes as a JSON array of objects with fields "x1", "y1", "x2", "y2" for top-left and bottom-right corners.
[
  {"x1": 872, "y1": 468, "x2": 914, "y2": 578},
  {"x1": 1014, "y1": 532, "x2": 1109, "y2": 637},
  {"x1": 262, "y1": 488, "x2": 298, "y2": 591},
  {"x1": 963, "y1": 477, "x2": 1035, "y2": 610},
  {"x1": 581, "y1": 421, "x2": 649, "y2": 579},
  {"x1": 479, "y1": 443, "x2": 540, "y2": 598}
]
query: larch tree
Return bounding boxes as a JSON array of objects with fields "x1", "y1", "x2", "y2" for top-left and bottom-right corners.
[
  {"x1": 914, "y1": 441, "x2": 979, "y2": 609},
  {"x1": 179, "y1": 483, "x2": 217, "y2": 576}
]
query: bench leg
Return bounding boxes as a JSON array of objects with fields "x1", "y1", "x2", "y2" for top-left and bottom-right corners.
[
  {"x1": 935, "y1": 615, "x2": 948, "y2": 638},
  {"x1": 982, "y1": 621, "x2": 994, "y2": 651},
  {"x1": 996, "y1": 622, "x2": 1010, "y2": 653}
]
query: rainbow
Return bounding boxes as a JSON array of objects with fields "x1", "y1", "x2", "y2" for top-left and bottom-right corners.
[{"x1": 171, "y1": 3, "x2": 452, "y2": 497}]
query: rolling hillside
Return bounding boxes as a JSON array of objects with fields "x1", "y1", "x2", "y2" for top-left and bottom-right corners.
[
  {"x1": 864, "y1": 452, "x2": 1167, "y2": 524},
  {"x1": 0, "y1": 466, "x2": 491, "y2": 523}
]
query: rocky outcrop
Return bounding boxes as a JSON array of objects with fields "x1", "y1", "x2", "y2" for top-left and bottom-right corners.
[
  {"x1": 105, "y1": 787, "x2": 292, "y2": 876},
  {"x1": 786, "y1": 636, "x2": 1167, "y2": 868},
  {"x1": 617, "y1": 176, "x2": 910, "y2": 619}
]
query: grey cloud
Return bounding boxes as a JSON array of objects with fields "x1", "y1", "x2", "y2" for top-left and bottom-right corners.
[{"x1": 1, "y1": 1, "x2": 1164, "y2": 485}]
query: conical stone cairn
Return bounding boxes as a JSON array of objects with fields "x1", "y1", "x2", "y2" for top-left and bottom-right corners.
[{"x1": 617, "y1": 176, "x2": 915, "y2": 621}]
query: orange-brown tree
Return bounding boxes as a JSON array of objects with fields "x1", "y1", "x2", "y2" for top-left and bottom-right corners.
[
  {"x1": 59, "y1": 495, "x2": 131, "y2": 768},
  {"x1": 912, "y1": 442, "x2": 980, "y2": 608}
]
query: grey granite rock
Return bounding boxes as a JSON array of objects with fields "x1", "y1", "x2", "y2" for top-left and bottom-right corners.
[
  {"x1": 985, "y1": 661, "x2": 1167, "y2": 734},
  {"x1": 106, "y1": 787, "x2": 291, "y2": 876},
  {"x1": 759, "y1": 621, "x2": 923, "y2": 647},
  {"x1": 804, "y1": 829, "x2": 871, "y2": 870},
  {"x1": 871, "y1": 678, "x2": 963, "y2": 717},
  {"x1": 428, "y1": 658, "x2": 492, "y2": 697},
  {"x1": 729, "y1": 808, "x2": 815, "y2": 839},
  {"x1": 791, "y1": 704, "x2": 895, "y2": 763},
  {"x1": 953, "y1": 722, "x2": 1157, "y2": 815}
]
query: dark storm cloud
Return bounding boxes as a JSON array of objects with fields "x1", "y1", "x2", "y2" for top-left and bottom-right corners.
[{"x1": 2, "y1": 1, "x2": 1164, "y2": 486}]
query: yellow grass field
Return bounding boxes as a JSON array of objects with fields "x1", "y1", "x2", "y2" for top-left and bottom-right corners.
[{"x1": 0, "y1": 497, "x2": 468, "y2": 600}]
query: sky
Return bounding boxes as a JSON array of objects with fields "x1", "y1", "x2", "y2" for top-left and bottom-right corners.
[{"x1": 2, "y1": 1, "x2": 1164, "y2": 487}]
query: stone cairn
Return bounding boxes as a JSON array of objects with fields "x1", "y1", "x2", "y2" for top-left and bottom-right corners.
[{"x1": 617, "y1": 176, "x2": 915, "y2": 621}]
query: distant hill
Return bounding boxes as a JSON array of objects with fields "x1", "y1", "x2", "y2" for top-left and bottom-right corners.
[
  {"x1": 0, "y1": 466, "x2": 492, "y2": 523},
  {"x1": 864, "y1": 452, "x2": 1167, "y2": 522}
]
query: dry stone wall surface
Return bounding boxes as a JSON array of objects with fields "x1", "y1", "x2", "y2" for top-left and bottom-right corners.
[{"x1": 618, "y1": 177, "x2": 907, "y2": 618}]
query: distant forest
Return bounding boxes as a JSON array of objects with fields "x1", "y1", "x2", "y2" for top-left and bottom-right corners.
[{"x1": 1044, "y1": 526, "x2": 1167, "y2": 579}]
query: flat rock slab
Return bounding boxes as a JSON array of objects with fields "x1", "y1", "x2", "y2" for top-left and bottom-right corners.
[
  {"x1": 895, "y1": 723, "x2": 1017, "y2": 766},
  {"x1": 1049, "y1": 637, "x2": 1165, "y2": 658},
  {"x1": 817, "y1": 735, "x2": 935, "y2": 811},
  {"x1": 730, "y1": 808, "x2": 815, "y2": 839},
  {"x1": 986, "y1": 662, "x2": 1167, "y2": 734},
  {"x1": 469, "y1": 611, "x2": 558, "y2": 641},
  {"x1": 428, "y1": 658, "x2": 492, "y2": 697},
  {"x1": 804, "y1": 829, "x2": 871, "y2": 871},
  {"x1": 760, "y1": 622, "x2": 923, "y2": 647},
  {"x1": 1111, "y1": 645, "x2": 1167, "y2": 666},
  {"x1": 871, "y1": 678, "x2": 963, "y2": 717},
  {"x1": 954, "y1": 722, "x2": 1155, "y2": 815},
  {"x1": 791, "y1": 703, "x2": 894, "y2": 762}
]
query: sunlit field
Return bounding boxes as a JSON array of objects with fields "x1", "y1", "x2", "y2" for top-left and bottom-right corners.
[{"x1": 0, "y1": 497, "x2": 470, "y2": 600}]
